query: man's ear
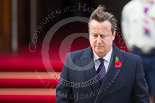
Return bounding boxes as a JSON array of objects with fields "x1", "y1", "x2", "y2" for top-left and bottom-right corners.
[{"x1": 112, "y1": 31, "x2": 116, "y2": 41}]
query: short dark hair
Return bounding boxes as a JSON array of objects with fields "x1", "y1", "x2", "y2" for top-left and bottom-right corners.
[{"x1": 88, "y1": 5, "x2": 118, "y2": 34}]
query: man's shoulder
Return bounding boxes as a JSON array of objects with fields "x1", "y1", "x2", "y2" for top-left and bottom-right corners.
[
  {"x1": 66, "y1": 46, "x2": 92, "y2": 59},
  {"x1": 113, "y1": 44, "x2": 140, "y2": 60},
  {"x1": 69, "y1": 47, "x2": 90, "y2": 55},
  {"x1": 120, "y1": 50, "x2": 141, "y2": 61}
]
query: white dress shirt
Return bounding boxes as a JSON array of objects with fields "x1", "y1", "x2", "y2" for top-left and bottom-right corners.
[
  {"x1": 93, "y1": 47, "x2": 113, "y2": 72},
  {"x1": 121, "y1": 0, "x2": 155, "y2": 53}
]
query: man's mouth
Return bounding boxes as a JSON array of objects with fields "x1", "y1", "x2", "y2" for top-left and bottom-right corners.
[{"x1": 96, "y1": 46, "x2": 104, "y2": 48}]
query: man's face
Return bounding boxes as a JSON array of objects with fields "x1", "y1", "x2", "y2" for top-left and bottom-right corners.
[{"x1": 89, "y1": 20, "x2": 116, "y2": 57}]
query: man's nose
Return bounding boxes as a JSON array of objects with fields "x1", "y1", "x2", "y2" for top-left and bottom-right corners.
[{"x1": 96, "y1": 36, "x2": 102, "y2": 44}]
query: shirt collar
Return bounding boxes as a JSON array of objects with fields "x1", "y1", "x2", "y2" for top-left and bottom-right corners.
[{"x1": 93, "y1": 47, "x2": 113, "y2": 62}]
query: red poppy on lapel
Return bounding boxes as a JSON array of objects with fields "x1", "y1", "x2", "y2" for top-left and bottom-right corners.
[{"x1": 115, "y1": 56, "x2": 122, "y2": 68}]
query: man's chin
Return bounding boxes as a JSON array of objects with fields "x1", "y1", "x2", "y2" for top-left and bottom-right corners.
[
  {"x1": 95, "y1": 49, "x2": 105, "y2": 53},
  {"x1": 94, "y1": 50, "x2": 106, "y2": 56}
]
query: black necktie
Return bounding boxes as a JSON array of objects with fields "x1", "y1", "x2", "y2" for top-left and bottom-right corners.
[{"x1": 97, "y1": 58, "x2": 106, "y2": 84}]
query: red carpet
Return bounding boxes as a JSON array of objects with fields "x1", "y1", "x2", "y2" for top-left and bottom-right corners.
[
  {"x1": 0, "y1": 95, "x2": 56, "y2": 103},
  {"x1": 0, "y1": 44, "x2": 61, "y2": 103}
]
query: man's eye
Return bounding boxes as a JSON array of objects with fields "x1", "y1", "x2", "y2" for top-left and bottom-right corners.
[
  {"x1": 93, "y1": 35, "x2": 98, "y2": 38},
  {"x1": 101, "y1": 35, "x2": 108, "y2": 38}
]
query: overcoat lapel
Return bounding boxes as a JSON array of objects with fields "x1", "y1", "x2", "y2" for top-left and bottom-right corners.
[
  {"x1": 80, "y1": 47, "x2": 101, "y2": 91},
  {"x1": 94, "y1": 44, "x2": 126, "y2": 103}
]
